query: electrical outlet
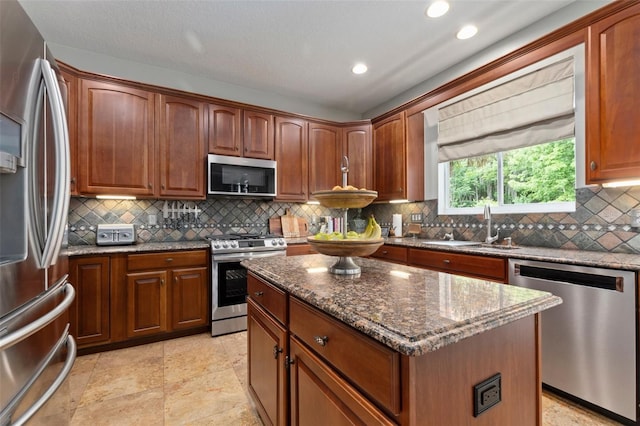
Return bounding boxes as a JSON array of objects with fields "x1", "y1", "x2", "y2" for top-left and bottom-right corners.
[
  {"x1": 631, "y1": 209, "x2": 640, "y2": 228},
  {"x1": 148, "y1": 214, "x2": 157, "y2": 226},
  {"x1": 473, "y1": 373, "x2": 501, "y2": 417},
  {"x1": 410, "y1": 213, "x2": 423, "y2": 223}
]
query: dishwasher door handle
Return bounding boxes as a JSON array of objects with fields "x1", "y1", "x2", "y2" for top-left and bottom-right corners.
[{"x1": 513, "y1": 263, "x2": 623, "y2": 292}]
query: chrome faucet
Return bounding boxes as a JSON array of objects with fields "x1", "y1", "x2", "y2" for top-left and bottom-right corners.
[
  {"x1": 484, "y1": 205, "x2": 499, "y2": 244},
  {"x1": 443, "y1": 232, "x2": 454, "y2": 241}
]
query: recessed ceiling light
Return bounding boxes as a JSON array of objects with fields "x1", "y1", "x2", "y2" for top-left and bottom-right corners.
[
  {"x1": 456, "y1": 24, "x2": 478, "y2": 40},
  {"x1": 352, "y1": 63, "x2": 368, "y2": 75},
  {"x1": 426, "y1": 0, "x2": 450, "y2": 18}
]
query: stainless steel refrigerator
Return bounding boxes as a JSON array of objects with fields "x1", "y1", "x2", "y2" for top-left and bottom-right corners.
[{"x1": 0, "y1": 0, "x2": 76, "y2": 424}]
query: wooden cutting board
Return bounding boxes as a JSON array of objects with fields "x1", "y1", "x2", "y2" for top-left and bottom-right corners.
[
  {"x1": 270, "y1": 213, "x2": 309, "y2": 237},
  {"x1": 281, "y1": 209, "x2": 299, "y2": 237}
]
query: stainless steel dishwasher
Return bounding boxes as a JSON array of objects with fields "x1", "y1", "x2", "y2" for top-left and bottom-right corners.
[{"x1": 509, "y1": 259, "x2": 637, "y2": 424}]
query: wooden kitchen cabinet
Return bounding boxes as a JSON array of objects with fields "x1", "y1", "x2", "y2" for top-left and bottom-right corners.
[
  {"x1": 373, "y1": 112, "x2": 405, "y2": 201},
  {"x1": 286, "y1": 243, "x2": 317, "y2": 256},
  {"x1": 586, "y1": 3, "x2": 640, "y2": 184},
  {"x1": 125, "y1": 250, "x2": 208, "y2": 338},
  {"x1": 408, "y1": 248, "x2": 507, "y2": 282},
  {"x1": 342, "y1": 124, "x2": 372, "y2": 191},
  {"x1": 247, "y1": 275, "x2": 288, "y2": 426},
  {"x1": 207, "y1": 103, "x2": 242, "y2": 156},
  {"x1": 275, "y1": 116, "x2": 308, "y2": 202},
  {"x1": 243, "y1": 110, "x2": 275, "y2": 159},
  {"x1": 158, "y1": 94, "x2": 206, "y2": 199},
  {"x1": 78, "y1": 78, "x2": 156, "y2": 196},
  {"x1": 308, "y1": 122, "x2": 342, "y2": 195},
  {"x1": 370, "y1": 244, "x2": 408, "y2": 264},
  {"x1": 372, "y1": 111, "x2": 424, "y2": 202},
  {"x1": 59, "y1": 66, "x2": 78, "y2": 195},
  {"x1": 69, "y1": 256, "x2": 111, "y2": 347}
]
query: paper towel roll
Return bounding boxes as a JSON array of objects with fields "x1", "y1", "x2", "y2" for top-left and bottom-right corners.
[{"x1": 392, "y1": 214, "x2": 402, "y2": 237}]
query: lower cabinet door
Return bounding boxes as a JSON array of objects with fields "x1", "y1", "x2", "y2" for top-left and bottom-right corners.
[
  {"x1": 247, "y1": 299, "x2": 287, "y2": 426},
  {"x1": 170, "y1": 266, "x2": 208, "y2": 330},
  {"x1": 126, "y1": 270, "x2": 168, "y2": 338},
  {"x1": 289, "y1": 336, "x2": 395, "y2": 426}
]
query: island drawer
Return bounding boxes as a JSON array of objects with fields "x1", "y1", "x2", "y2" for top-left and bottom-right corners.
[
  {"x1": 289, "y1": 297, "x2": 401, "y2": 416},
  {"x1": 247, "y1": 274, "x2": 287, "y2": 325},
  {"x1": 127, "y1": 250, "x2": 207, "y2": 271},
  {"x1": 408, "y1": 248, "x2": 507, "y2": 282},
  {"x1": 370, "y1": 244, "x2": 407, "y2": 264}
]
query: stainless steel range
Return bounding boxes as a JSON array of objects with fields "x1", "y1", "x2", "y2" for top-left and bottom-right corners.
[{"x1": 208, "y1": 233, "x2": 287, "y2": 336}]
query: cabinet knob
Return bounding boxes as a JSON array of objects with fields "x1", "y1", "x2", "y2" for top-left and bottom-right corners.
[
  {"x1": 382, "y1": 250, "x2": 388, "y2": 255},
  {"x1": 313, "y1": 335, "x2": 328, "y2": 347},
  {"x1": 590, "y1": 161, "x2": 597, "y2": 171},
  {"x1": 254, "y1": 291, "x2": 264, "y2": 297},
  {"x1": 174, "y1": 276, "x2": 178, "y2": 283},
  {"x1": 161, "y1": 279, "x2": 165, "y2": 286},
  {"x1": 148, "y1": 183, "x2": 153, "y2": 189},
  {"x1": 165, "y1": 258, "x2": 173, "y2": 262},
  {"x1": 443, "y1": 259, "x2": 451, "y2": 264},
  {"x1": 161, "y1": 184, "x2": 165, "y2": 190}
]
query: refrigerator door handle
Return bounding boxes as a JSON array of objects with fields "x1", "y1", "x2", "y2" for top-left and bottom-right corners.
[
  {"x1": 0, "y1": 279, "x2": 74, "y2": 351},
  {"x1": 38, "y1": 58, "x2": 70, "y2": 270},
  {"x1": 0, "y1": 327, "x2": 77, "y2": 426}
]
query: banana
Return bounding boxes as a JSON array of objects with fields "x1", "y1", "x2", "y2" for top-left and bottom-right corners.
[
  {"x1": 360, "y1": 215, "x2": 381, "y2": 239},
  {"x1": 369, "y1": 215, "x2": 382, "y2": 239}
]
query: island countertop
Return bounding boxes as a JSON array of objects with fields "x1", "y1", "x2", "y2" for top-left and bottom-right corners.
[{"x1": 241, "y1": 254, "x2": 561, "y2": 356}]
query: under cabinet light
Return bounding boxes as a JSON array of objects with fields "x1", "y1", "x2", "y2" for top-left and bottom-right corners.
[
  {"x1": 389, "y1": 199, "x2": 409, "y2": 204},
  {"x1": 96, "y1": 195, "x2": 137, "y2": 200},
  {"x1": 352, "y1": 63, "x2": 368, "y2": 75},
  {"x1": 390, "y1": 270, "x2": 411, "y2": 279},
  {"x1": 307, "y1": 200, "x2": 320, "y2": 205}
]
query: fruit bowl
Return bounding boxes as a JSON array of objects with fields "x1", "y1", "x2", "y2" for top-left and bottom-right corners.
[
  {"x1": 307, "y1": 236, "x2": 384, "y2": 257},
  {"x1": 311, "y1": 189, "x2": 378, "y2": 209}
]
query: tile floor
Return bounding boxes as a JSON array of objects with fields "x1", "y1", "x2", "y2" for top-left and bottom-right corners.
[{"x1": 68, "y1": 332, "x2": 623, "y2": 426}]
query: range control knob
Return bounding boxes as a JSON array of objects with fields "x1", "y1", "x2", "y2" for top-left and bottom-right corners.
[
  {"x1": 271, "y1": 239, "x2": 278, "y2": 246},
  {"x1": 222, "y1": 241, "x2": 229, "y2": 248},
  {"x1": 213, "y1": 242, "x2": 221, "y2": 249},
  {"x1": 230, "y1": 241, "x2": 238, "y2": 248},
  {"x1": 278, "y1": 239, "x2": 285, "y2": 246}
]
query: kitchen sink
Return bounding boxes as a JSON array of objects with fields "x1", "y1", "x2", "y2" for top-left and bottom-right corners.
[{"x1": 421, "y1": 240, "x2": 483, "y2": 247}]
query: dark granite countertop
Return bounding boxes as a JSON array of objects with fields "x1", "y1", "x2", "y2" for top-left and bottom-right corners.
[
  {"x1": 64, "y1": 240, "x2": 210, "y2": 256},
  {"x1": 382, "y1": 237, "x2": 640, "y2": 271},
  {"x1": 242, "y1": 254, "x2": 561, "y2": 357}
]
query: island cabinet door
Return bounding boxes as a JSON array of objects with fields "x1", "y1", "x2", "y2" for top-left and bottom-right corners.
[
  {"x1": 289, "y1": 336, "x2": 395, "y2": 426},
  {"x1": 247, "y1": 299, "x2": 288, "y2": 426},
  {"x1": 125, "y1": 270, "x2": 168, "y2": 338}
]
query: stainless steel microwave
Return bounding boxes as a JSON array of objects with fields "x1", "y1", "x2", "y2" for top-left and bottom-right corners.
[{"x1": 207, "y1": 154, "x2": 277, "y2": 197}]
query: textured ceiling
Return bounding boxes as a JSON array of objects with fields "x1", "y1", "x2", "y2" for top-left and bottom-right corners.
[{"x1": 19, "y1": 0, "x2": 607, "y2": 116}]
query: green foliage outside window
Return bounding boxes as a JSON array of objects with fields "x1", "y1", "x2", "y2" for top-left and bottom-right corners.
[{"x1": 448, "y1": 139, "x2": 576, "y2": 208}]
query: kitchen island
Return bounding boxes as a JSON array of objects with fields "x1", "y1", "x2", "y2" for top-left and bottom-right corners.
[{"x1": 242, "y1": 254, "x2": 561, "y2": 426}]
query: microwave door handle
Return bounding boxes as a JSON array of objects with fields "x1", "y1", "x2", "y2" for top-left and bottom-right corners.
[{"x1": 39, "y1": 59, "x2": 70, "y2": 269}]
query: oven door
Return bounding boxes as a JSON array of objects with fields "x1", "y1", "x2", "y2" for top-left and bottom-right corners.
[{"x1": 211, "y1": 251, "x2": 285, "y2": 322}]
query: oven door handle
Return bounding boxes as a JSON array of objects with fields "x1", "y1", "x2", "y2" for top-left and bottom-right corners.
[{"x1": 212, "y1": 251, "x2": 286, "y2": 263}]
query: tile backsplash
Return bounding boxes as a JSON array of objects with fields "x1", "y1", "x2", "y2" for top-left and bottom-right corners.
[{"x1": 69, "y1": 185, "x2": 640, "y2": 254}]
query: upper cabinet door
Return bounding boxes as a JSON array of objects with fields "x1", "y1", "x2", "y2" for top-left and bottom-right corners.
[
  {"x1": 243, "y1": 110, "x2": 274, "y2": 159},
  {"x1": 275, "y1": 116, "x2": 308, "y2": 202},
  {"x1": 208, "y1": 104, "x2": 242, "y2": 156},
  {"x1": 586, "y1": 3, "x2": 640, "y2": 184},
  {"x1": 78, "y1": 79, "x2": 156, "y2": 196},
  {"x1": 158, "y1": 95, "x2": 206, "y2": 199},
  {"x1": 342, "y1": 124, "x2": 372, "y2": 191},
  {"x1": 373, "y1": 112, "x2": 406, "y2": 201},
  {"x1": 308, "y1": 122, "x2": 342, "y2": 194}
]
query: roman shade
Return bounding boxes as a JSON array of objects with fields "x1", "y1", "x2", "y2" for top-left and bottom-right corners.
[{"x1": 437, "y1": 57, "x2": 575, "y2": 162}]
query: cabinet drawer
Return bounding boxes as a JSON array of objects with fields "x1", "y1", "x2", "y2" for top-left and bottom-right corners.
[
  {"x1": 370, "y1": 244, "x2": 407, "y2": 264},
  {"x1": 247, "y1": 273, "x2": 287, "y2": 325},
  {"x1": 286, "y1": 243, "x2": 317, "y2": 256},
  {"x1": 408, "y1": 248, "x2": 506, "y2": 282},
  {"x1": 127, "y1": 250, "x2": 208, "y2": 271},
  {"x1": 289, "y1": 297, "x2": 401, "y2": 416}
]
